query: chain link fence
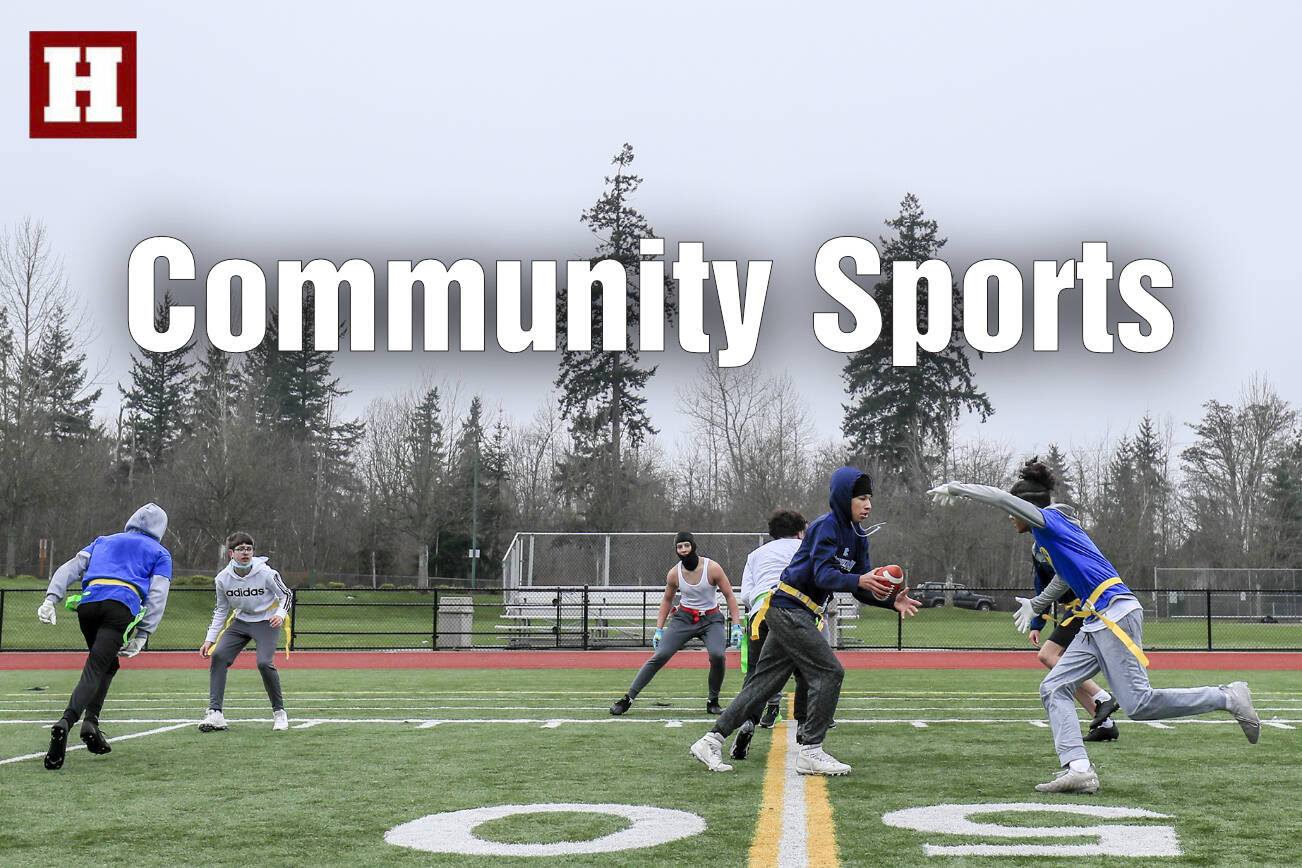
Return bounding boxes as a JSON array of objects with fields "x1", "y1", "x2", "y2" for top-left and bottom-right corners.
[{"x1": 2, "y1": 584, "x2": 1299, "y2": 652}]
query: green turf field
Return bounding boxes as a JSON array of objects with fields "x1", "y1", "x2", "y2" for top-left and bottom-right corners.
[{"x1": 1, "y1": 667, "x2": 1297, "y2": 867}]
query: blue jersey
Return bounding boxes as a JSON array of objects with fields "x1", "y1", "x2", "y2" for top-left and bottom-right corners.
[
  {"x1": 1030, "y1": 509, "x2": 1130, "y2": 620},
  {"x1": 78, "y1": 531, "x2": 173, "y2": 617}
]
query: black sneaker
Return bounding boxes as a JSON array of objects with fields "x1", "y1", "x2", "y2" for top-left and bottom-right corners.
[
  {"x1": 1089, "y1": 698, "x2": 1121, "y2": 730},
  {"x1": 706, "y1": 700, "x2": 724, "y2": 715},
  {"x1": 759, "y1": 703, "x2": 781, "y2": 729},
  {"x1": 80, "y1": 723, "x2": 112, "y2": 755},
  {"x1": 1084, "y1": 723, "x2": 1119, "y2": 742},
  {"x1": 730, "y1": 720, "x2": 755, "y2": 760},
  {"x1": 44, "y1": 722, "x2": 68, "y2": 770},
  {"x1": 609, "y1": 695, "x2": 632, "y2": 716}
]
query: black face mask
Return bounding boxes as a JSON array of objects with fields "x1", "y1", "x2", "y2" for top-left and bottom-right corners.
[{"x1": 675, "y1": 533, "x2": 699, "y2": 572}]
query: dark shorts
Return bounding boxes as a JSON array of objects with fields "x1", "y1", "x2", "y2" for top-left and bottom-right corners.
[{"x1": 1046, "y1": 616, "x2": 1082, "y2": 649}]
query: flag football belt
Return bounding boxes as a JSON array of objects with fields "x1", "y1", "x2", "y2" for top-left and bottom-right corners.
[
  {"x1": 65, "y1": 579, "x2": 147, "y2": 640},
  {"x1": 1041, "y1": 577, "x2": 1149, "y2": 667},
  {"x1": 753, "y1": 584, "x2": 829, "y2": 639},
  {"x1": 210, "y1": 601, "x2": 293, "y2": 658},
  {"x1": 677, "y1": 605, "x2": 719, "y2": 624}
]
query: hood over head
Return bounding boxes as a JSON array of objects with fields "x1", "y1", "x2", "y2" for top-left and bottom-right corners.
[
  {"x1": 828, "y1": 466, "x2": 872, "y2": 526},
  {"x1": 125, "y1": 503, "x2": 168, "y2": 541}
]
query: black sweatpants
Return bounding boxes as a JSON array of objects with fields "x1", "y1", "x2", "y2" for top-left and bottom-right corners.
[{"x1": 60, "y1": 599, "x2": 134, "y2": 728}]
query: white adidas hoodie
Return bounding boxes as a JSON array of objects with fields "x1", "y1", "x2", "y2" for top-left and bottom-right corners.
[{"x1": 204, "y1": 556, "x2": 292, "y2": 642}]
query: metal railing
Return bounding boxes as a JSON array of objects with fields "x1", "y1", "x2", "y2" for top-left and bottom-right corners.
[{"x1": 2, "y1": 586, "x2": 1299, "y2": 652}]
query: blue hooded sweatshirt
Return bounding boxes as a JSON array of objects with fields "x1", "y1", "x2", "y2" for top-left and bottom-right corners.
[
  {"x1": 74, "y1": 503, "x2": 172, "y2": 617},
  {"x1": 771, "y1": 466, "x2": 873, "y2": 613}
]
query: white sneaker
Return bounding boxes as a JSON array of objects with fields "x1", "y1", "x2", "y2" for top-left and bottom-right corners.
[
  {"x1": 690, "y1": 733, "x2": 733, "y2": 772},
  {"x1": 1222, "y1": 682, "x2": 1260, "y2": 744},
  {"x1": 198, "y1": 709, "x2": 228, "y2": 732},
  {"x1": 272, "y1": 709, "x2": 289, "y2": 731},
  {"x1": 1035, "y1": 764, "x2": 1100, "y2": 794},
  {"x1": 795, "y1": 744, "x2": 851, "y2": 776}
]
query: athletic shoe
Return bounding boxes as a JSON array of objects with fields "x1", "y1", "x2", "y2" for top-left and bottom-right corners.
[
  {"x1": 759, "y1": 703, "x2": 781, "y2": 729},
  {"x1": 690, "y1": 733, "x2": 733, "y2": 772},
  {"x1": 609, "y1": 695, "x2": 632, "y2": 716},
  {"x1": 730, "y1": 720, "x2": 755, "y2": 760},
  {"x1": 272, "y1": 709, "x2": 289, "y2": 731},
  {"x1": 1083, "y1": 723, "x2": 1118, "y2": 743},
  {"x1": 1035, "y1": 765, "x2": 1099, "y2": 794},
  {"x1": 198, "y1": 709, "x2": 229, "y2": 732},
  {"x1": 706, "y1": 700, "x2": 724, "y2": 715},
  {"x1": 80, "y1": 723, "x2": 112, "y2": 754},
  {"x1": 1089, "y1": 697, "x2": 1121, "y2": 730},
  {"x1": 1222, "y1": 681, "x2": 1260, "y2": 744},
  {"x1": 795, "y1": 744, "x2": 851, "y2": 776},
  {"x1": 43, "y1": 722, "x2": 68, "y2": 770}
]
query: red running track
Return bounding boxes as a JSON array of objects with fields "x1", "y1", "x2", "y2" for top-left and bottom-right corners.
[{"x1": 1, "y1": 650, "x2": 1297, "y2": 671}]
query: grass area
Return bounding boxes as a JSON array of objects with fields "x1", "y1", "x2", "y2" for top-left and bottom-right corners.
[{"x1": 0, "y1": 667, "x2": 1296, "y2": 867}]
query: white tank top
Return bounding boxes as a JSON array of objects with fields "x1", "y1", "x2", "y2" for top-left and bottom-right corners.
[{"x1": 678, "y1": 557, "x2": 718, "y2": 610}]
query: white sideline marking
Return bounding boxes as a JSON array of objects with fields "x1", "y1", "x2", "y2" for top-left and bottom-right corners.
[
  {"x1": 911, "y1": 721, "x2": 929, "y2": 728},
  {"x1": 1031, "y1": 720, "x2": 1050, "y2": 728},
  {"x1": 0, "y1": 723, "x2": 192, "y2": 765},
  {"x1": 777, "y1": 716, "x2": 808, "y2": 867},
  {"x1": 542, "y1": 720, "x2": 563, "y2": 728},
  {"x1": 665, "y1": 720, "x2": 683, "y2": 728},
  {"x1": 1141, "y1": 721, "x2": 1175, "y2": 729},
  {"x1": 1263, "y1": 719, "x2": 1295, "y2": 730}
]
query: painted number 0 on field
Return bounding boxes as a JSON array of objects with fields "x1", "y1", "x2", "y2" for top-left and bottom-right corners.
[{"x1": 881, "y1": 802, "x2": 1181, "y2": 857}]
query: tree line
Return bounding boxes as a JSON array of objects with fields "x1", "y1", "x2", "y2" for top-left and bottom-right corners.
[{"x1": 4, "y1": 150, "x2": 1300, "y2": 587}]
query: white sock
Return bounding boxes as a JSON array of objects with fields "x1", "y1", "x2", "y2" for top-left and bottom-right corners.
[
  {"x1": 704, "y1": 732, "x2": 724, "y2": 746},
  {"x1": 1098, "y1": 718, "x2": 1115, "y2": 729},
  {"x1": 1092, "y1": 689, "x2": 1112, "y2": 703},
  {"x1": 800, "y1": 742, "x2": 822, "y2": 754},
  {"x1": 1068, "y1": 759, "x2": 1092, "y2": 773}
]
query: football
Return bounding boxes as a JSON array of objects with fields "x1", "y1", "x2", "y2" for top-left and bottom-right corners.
[{"x1": 869, "y1": 564, "x2": 905, "y2": 603}]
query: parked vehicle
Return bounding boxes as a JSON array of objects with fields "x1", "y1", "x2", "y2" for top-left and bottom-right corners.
[{"x1": 913, "y1": 582, "x2": 996, "y2": 611}]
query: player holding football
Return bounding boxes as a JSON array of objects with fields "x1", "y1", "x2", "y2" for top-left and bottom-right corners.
[
  {"x1": 929, "y1": 458, "x2": 1261, "y2": 794},
  {"x1": 691, "y1": 466, "x2": 920, "y2": 775}
]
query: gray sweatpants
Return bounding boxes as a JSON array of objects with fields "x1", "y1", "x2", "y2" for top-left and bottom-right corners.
[
  {"x1": 627, "y1": 609, "x2": 727, "y2": 701},
  {"x1": 712, "y1": 606, "x2": 842, "y2": 746},
  {"x1": 208, "y1": 619, "x2": 284, "y2": 712},
  {"x1": 1041, "y1": 609, "x2": 1228, "y2": 766}
]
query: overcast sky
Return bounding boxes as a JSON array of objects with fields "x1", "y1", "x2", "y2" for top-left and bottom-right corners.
[{"x1": 6, "y1": 3, "x2": 1301, "y2": 462}]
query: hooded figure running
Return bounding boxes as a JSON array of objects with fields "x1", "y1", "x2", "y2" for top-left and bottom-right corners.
[
  {"x1": 610, "y1": 532, "x2": 742, "y2": 717},
  {"x1": 690, "y1": 466, "x2": 920, "y2": 775},
  {"x1": 37, "y1": 503, "x2": 173, "y2": 770},
  {"x1": 929, "y1": 458, "x2": 1261, "y2": 794}
]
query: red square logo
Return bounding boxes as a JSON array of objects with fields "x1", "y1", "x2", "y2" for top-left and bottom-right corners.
[{"x1": 30, "y1": 31, "x2": 137, "y2": 138}]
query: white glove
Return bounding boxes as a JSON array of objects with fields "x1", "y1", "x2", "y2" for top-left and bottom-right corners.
[
  {"x1": 118, "y1": 633, "x2": 148, "y2": 657},
  {"x1": 37, "y1": 600, "x2": 57, "y2": 625},
  {"x1": 1013, "y1": 596, "x2": 1035, "y2": 634},
  {"x1": 927, "y1": 483, "x2": 961, "y2": 506}
]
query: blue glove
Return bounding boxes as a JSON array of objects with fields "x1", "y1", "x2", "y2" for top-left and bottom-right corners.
[
  {"x1": 652, "y1": 627, "x2": 663, "y2": 650},
  {"x1": 729, "y1": 624, "x2": 743, "y2": 648}
]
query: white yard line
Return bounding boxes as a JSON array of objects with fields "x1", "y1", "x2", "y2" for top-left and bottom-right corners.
[
  {"x1": 0, "y1": 723, "x2": 192, "y2": 765},
  {"x1": 776, "y1": 716, "x2": 808, "y2": 867}
]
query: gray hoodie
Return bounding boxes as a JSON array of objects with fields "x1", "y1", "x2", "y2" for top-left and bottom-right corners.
[{"x1": 205, "y1": 556, "x2": 292, "y2": 642}]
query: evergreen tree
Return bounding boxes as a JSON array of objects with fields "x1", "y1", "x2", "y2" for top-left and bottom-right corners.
[
  {"x1": 841, "y1": 194, "x2": 993, "y2": 492},
  {"x1": 554, "y1": 144, "x2": 664, "y2": 528},
  {"x1": 119, "y1": 293, "x2": 193, "y2": 462},
  {"x1": 246, "y1": 286, "x2": 364, "y2": 457}
]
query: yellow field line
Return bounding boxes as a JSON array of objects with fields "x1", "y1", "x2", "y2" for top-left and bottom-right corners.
[
  {"x1": 748, "y1": 713, "x2": 787, "y2": 868},
  {"x1": 748, "y1": 698, "x2": 841, "y2": 867},
  {"x1": 805, "y1": 773, "x2": 840, "y2": 867}
]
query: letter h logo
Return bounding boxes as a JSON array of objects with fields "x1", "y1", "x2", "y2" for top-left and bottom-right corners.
[{"x1": 30, "y1": 31, "x2": 137, "y2": 138}]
